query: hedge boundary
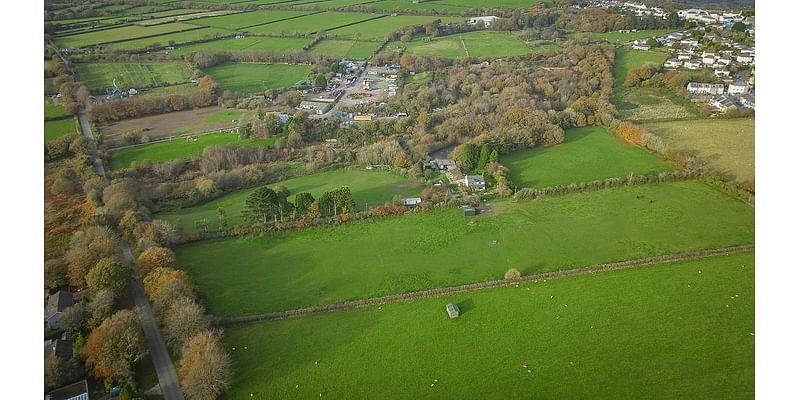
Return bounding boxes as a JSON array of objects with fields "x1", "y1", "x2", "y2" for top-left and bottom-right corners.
[{"x1": 216, "y1": 243, "x2": 755, "y2": 326}]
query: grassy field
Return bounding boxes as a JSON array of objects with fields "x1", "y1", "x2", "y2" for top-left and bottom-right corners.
[
  {"x1": 55, "y1": 22, "x2": 200, "y2": 47},
  {"x1": 245, "y1": 12, "x2": 379, "y2": 34},
  {"x1": 103, "y1": 27, "x2": 233, "y2": 51},
  {"x1": 159, "y1": 168, "x2": 424, "y2": 233},
  {"x1": 45, "y1": 118, "x2": 77, "y2": 142},
  {"x1": 308, "y1": 40, "x2": 379, "y2": 58},
  {"x1": 328, "y1": 15, "x2": 464, "y2": 41},
  {"x1": 611, "y1": 87, "x2": 701, "y2": 122},
  {"x1": 109, "y1": 132, "x2": 278, "y2": 170},
  {"x1": 223, "y1": 251, "x2": 753, "y2": 399},
  {"x1": 73, "y1": 62, "x2": 194, "y2": 91},
  {"x1": 172, "y1": 36, "x2": 309, "y2": 55},
  {"x1": 175, "y1": 180, "x2": 754, "y2": 316},
  {"x1": 386, "y1": 31, "x2": 556, "y2": 58},
  {"x1": 573, "y1": 29, "x2": 674, "y2": 43},
  {"x1": 614, "y1": 47, "x2": 668, "y2": 86},
  {"x1": 204, "y1": 63, "x2": 311, "y2": 94},
  {"x1": 643, "y1": 118, "x2": 755, "y2": 182},
  {"x1": 502, "y1": 127, "x2": 672, "y2": 188},
  {"x1": 44, "y1": 99, "x2": 66, "y2": 120},
  {"x1": 191, "y1": 10, "x2": 309, "y2": 30}
]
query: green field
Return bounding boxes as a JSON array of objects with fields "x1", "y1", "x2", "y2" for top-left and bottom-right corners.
[
  {"x1": 611, "y1": 87, "x2": 701, "y2": 122},
  {"x1": 172, "y1": 36, "x2": 309, "y2": 55},
  {"x1": 245, "y1": 12, "x2": 379, "y2": 34},
  {"x1": 73, "y1": 62, "x2": 194, "y2": 91},
  {"x1": 643, "y1": 118, "x2": 755, "y2": 182},
  {"x1": 614, "y1": 47, "x2": 668, "y2": 86},
  {"x1": 368, "y1": 0, "x2": 474, "y2": 13},
  {"x1": 223, "y1": 251, "x2": 753, "y2": 399},
  {"x1": 45, "y1": 118, "x2": 77, "y2": 142},
  {"x1": 308, "y1": 40, "x2": 379, "y2": 58},
  {"x1": 386, "y1": 31, "x2": 556, "y2": 58},
  {"x1": 502, "y1": 127, "x2": 671, "y2": 188},
  {"x1": 159, "y1": 168, "x2": 424, "y2": 233},
  {"x1": 44, "y1": 99, "x2": 66, "y2": 120},
  {"x1": 55, "y1": 22, "x2": 200, "y2": 47},
  {"x1": 175, "y1": 180, "x2": 754, "y2": 316},
  {"x1": 103, "y1": 27, "x2": 233, "y2": 51},
  {"x1": 110, "y1": 132, "x2": 278, "y2": 170},
  {"x1": 191, "y1": 10, "x2": 309, "y2": 30},
  {"x1": 573, "y1": 29, "x2": 674, "y2": 43},
  {"x1": 328, "y1": 15, "x2": 465, "y2": 41},
  {"x1": 203, "y1": 63, "x2": 311, "y2": 94}
]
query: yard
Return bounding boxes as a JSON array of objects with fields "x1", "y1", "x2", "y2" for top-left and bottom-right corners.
[
  {"x1": 73, "y1": 62, "x2": 194, "y2": 92},
  {"x1": 501, "y1": 126, "x2": 672, "y2": 188},
  {"x1": 614, "y1": 47, "x2": 668, "y2": 86},
  {"x1": 175, "y1": 180, "x2": 754, "y2": 317},
  {"x1": 109, "y1": 132, "x2": 279, "y2": 170},
  {"x1": 203, "y1": 63, "x2": 311, "y2": 94},
  {"x1": 642, "y1": 118, "x2": 755, "y2": 183},
  {"x1": 158, "y1": 168, "x2": 424, "y2": 233},
  {"x1": 222, "y1": 251, "x2": 753, "y2": 399}
]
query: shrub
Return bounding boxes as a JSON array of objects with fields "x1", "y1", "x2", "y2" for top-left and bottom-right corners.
[{"x1": 505, "y1": 268, "x2": 521, "y2": 280}]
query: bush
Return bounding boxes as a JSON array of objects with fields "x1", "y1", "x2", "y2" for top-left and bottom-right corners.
[{"x1": 505, "y1": 268, "x2": 521, "y2": 280}]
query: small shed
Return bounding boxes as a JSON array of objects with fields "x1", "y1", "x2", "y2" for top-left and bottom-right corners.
[
  {"x1": 462, "y1": 206, "x2": 476, "y2": 216},
  {"x1": 446, "y1": 303, "x2": 460, "y2": 319}
]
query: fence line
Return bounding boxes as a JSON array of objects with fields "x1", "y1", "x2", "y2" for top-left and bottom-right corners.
[{"x1": 216, "y1": 243, "x2": 755, "y2": 326}]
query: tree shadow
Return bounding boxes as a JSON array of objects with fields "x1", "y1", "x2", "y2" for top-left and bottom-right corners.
[
  {"x1": 457, "y1": 298, "x2": 475, "y2": 315},
  {"x1": 521, "y1": 262, "x2": 547, "y2": 276}
]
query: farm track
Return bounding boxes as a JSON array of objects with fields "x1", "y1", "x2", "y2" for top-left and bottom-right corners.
[{"x1": 217, "y1": 243, "x2": 755, "y2": 326}]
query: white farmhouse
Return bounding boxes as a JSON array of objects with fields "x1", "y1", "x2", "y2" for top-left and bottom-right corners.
[
  {"x1": 664, "y1": 59, "x2": 681, "y2": 68},
  {"x1": 468, "y1": 16, "x2": 500, "y2": 27},
  {"x1": 464, "y1": 175, "x2": 486, "y2": 190}
]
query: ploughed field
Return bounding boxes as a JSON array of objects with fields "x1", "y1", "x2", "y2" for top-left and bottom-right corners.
[
  {"x1": 175, "y1": 180, "x2": 754, "y2": 317},
  {"x1": 223, "y1": 251, "x2": 754, "y2": 399}
]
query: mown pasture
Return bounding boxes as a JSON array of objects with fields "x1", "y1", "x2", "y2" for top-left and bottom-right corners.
[
  {"x1": 102, "y1": 27, "x2": 233, "y2": 51},
  {"x1": 308, "y1": 40, "x2": 379, "y2": 58},
  {"x1": 203, "y1": 63, "x2": 311, "y2": 94},
  {"x1": 190, "y1": 9, "x2": 310, "y2": 30},
  {"x1": 223, "y1": 251, "x2": 754, "y2": 399},
  {"x1": 109, "y1": 132, "x2": 279, "y2": 170},
  {"x1": 175, "y1": 180, "x2": 754, "y2": 316},
  {"x1": 73, "y1": 62, "x2": 194, "y2": 92},
  {"x1": 244, "y1": 12, "x2": 379, "y2": 34},
  {"x1": 54, "y1": 22, "x2": 201, "y2": 47},
  {"x1": 385, "y1": 31, "x2": 557, "y2": 58},
  {"x1": 328, "y1": 15, "x2": 465, "y2": 41},
  {"x1": 643, "y1": 118, "x2": 755, "y2": 182},
  {"x1": 171, "y1": 36, "x2": 310, "y2": 55},
  {"x1": 159, "y1": 168, "x2": 424, "y2": 233},
  {"x1": 502, "y1": 127, "x2": 672, "y2": 188},
  {"x1": 45, "y1": 118, "x2": 78, "y2": 142}
]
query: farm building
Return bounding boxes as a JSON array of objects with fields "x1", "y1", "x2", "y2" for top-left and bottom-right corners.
[
  {"x1": 402, "y1": 197, "x2": 422, "y2": 206},
  {"x1": 299, "y1": 101, "x2": 332, "y2": 115},
  {"x1": 464, "y1": 175, "x2": 486, "y2": 190},
  {"x1": 45, "y1": 289, "x2": 73, "y2": 330},
  {"x1": 468, "y1": 16, "x2": 499, "y2": 27},
  {"x1": 446, "y1": 303, "x2": 460, "y2": 318},
  {"x1": 687, "y1": 82, "x2": 725, "y2": 95},
  {"x1": 46, "y1": 379, "x2": 89, "y2": 400}
]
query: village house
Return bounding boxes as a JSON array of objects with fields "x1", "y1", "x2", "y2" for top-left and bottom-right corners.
[
  {"x1": 709, "y1": 94, "x2": 738, "y2": 111},
  {"x1": 728, "y1": 82, "x2": 750, "y2": 95},
  {"x1": 632, "y1": 40, "x2": 650, "y2": 51},
  {"x1": 45, "y1": 338, "x2": 73, "y2": 388},
  {"x1": 739, "y1": 93, "x2": 755, "y2": 110},
  {"x1": 46, "y1": 379, "x2": 89, "y2": 400},
  {"x1": 715, "y1": 69, "x2": 731, "y2": 78},
  {"x1": 687, "y1": 82, "x2": 726, "y2": 95},
  {"x1": 401, "y1": 197, "x2": 422, "y2": 207},
  {"x1": 464, "y1": 175, "x2": 486, "y2": 190},
  {"x1": 664, "y1": 59, "x2": 681, "y2": 69},
  {"x1": 702, "y1": 52, "x2": 717, "y2": 64},
  {"x1": 737, "y1": 52, "x2": 754, "y2": 64},
  {"x1": 468, "y1": 16, "x2": 499, "y2": 27},
  {"x1": 684, "y1": 60, "x2": 702, "y2": 70},
  {"x1": 45, "y1": 289, "x2": 73, "y2": 330},
  {"x1": 677, "y1": 53, "x2": 693, "y2": 61}
]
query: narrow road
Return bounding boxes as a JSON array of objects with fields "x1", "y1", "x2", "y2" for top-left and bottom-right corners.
[{"x1": 76, "y1": 107, "x2": 184, "y2": 400}]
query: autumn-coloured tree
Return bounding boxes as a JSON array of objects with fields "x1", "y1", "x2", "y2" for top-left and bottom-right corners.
[
  {"x1": 178, "y1": 330, "x2": 232, "y2": 400},
  {"x1": 137, "y1": 247, "x2": 176, "y2": 278},
  {"x1": 144, "y1": 267, "x2": 192, "y2": 301},
  {"x1": 162, "y1": 297, "x2": 209, "y2": 352},
  {"x1": 86, "y1": 258, "x2": 130, "y2": 298},
  {"x1": 81, "y1": 310, "x2": 147, "y2": 382}
]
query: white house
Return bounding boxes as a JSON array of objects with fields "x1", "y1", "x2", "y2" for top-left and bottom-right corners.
[
  {"x1": 702, "y1": 52, "x2": 716, "y2": 64},
  {"x1": 464, "y1": 175, "x2": 486, "y2": 190},
  {"x1": 401, "y1": 197, "x2": 422, "y2": 206},
  {"x1": 684, "y1": 60, "x2": 702, "y2": 70},
  {"x1": 728, "y1": 82, "x2": 749, "y2": 95},
  {"x1": 739, "y1": 94, "x2": 755, "y2": 110},
  {"x1": 664, "y1": 59, "x2": 681, "y2": 68},
  {"x1": 45, "y1": 289, "x2": 73, "y2": 330},
  {"x1": 737, "y1": 52, "x2": 754, "y2": 64},
  {"x1": 468, "y1": 16, "x2": 499, "y2": 27},
  {"x1": 677, "y1": 53, "x2": 693, "y2": 61},
  {"x1": 714, "y1": 68, "x2": 731, "y2": 78},
  {"x1": 687, "y1": 82, "x2": 726, "y2": 95}
]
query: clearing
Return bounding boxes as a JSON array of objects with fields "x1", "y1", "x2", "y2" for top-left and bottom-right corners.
[
  {"x1": 203, "y1": 63, "x2": 311, "y2": 94},
  {"x1": 502, "y1": 126, "x2": 672, "y2": 188},
  {"x1": 159, "y1": 168, "x2": 424, "y2": 233},
  {"x1": 610, "y1": 87, "x2": 702, "y2": 122},
  {"x1": 642, "y1": 118, "x2": 755, "y2": 182},
  {"x1": 614, "y1": 47, "x2": 668, "y2": 86},
  {"x1": 175, "y1": 180, "x2": 754, "y2": 316},
  {"x1": 223, "y1": 251, "x2": 753, "y2": 399}
]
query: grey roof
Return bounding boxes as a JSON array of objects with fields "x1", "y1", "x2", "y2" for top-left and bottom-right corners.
[
  {"x1": 465, "y1": 175, "x2": 485, "y2": 184},
  {"x1": 45, "y1": 339, "x2": 74, "y2": 364},
  {"x1": 45, "y1": 290, "x2": 73, "y2": 318},
  {"x1": 46, "y1": 380, "x2": 89, "y2": 400}
]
